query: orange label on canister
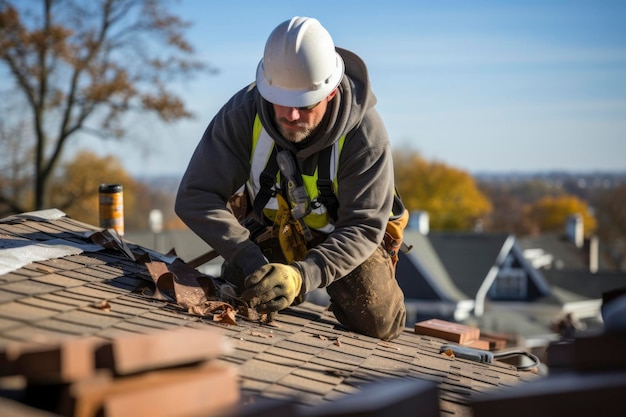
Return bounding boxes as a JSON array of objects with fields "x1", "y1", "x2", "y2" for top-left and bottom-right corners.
[{"x1": 99, "y1": 184, "x2": 124, "y2": 236}]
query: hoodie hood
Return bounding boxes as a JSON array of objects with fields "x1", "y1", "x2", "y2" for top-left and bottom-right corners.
[{"x1": 257, "y1": 47, "x2": 376, "y2": 160}]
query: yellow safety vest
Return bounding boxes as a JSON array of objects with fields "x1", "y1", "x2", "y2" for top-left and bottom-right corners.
[{"x1": 247, "y1": 115, "x2": 345, "y2": 233}]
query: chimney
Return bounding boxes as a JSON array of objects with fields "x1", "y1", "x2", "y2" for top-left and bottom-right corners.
[
  {"x1": 409, "y1": 211, "x2": 429, "y2": 235},
  {"x1": 565, "y1": 213, "x2": 583, "y2": 248},
  {"x1": 589, "y1": 235, "x2": 599, "y2": 273}
]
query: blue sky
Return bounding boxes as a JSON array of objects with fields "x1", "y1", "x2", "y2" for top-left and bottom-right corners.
[{"x1": 81, "y1": 0, "x2": 626, "y2": 177}]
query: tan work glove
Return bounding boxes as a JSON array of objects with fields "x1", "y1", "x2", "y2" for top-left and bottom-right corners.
[{"x1": 242, "y1": 263, "x2": 303, "y2": 313}]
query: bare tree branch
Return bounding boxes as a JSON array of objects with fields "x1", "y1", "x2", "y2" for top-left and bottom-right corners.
[{"x1": 0, "y1": 0, "x2": 212, "y2": 211}]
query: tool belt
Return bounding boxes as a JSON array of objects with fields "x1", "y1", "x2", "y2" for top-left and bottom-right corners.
[{"x1": 228, "y1": 191, "x2": 410, "y2": 269}]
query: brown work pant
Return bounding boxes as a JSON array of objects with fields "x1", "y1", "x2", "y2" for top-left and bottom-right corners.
[
  {"x1": 326, "y1": 245, "x2": 406, "y2": 341},
  {"x1": 222, "y1": 242, "x2": 406, "y2": 341}
]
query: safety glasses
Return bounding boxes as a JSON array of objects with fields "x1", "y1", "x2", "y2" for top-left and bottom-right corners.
[{"x1": 296, "y1": 101, "x2": 321, "y2": 111}]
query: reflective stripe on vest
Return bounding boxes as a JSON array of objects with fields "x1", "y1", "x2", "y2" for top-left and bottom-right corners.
[{"x1": 247, "y1": 115, "x2": 345, "y2": 233}]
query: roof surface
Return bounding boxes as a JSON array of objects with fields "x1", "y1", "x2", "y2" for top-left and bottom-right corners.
[
  {"x1": 516, "y1": 234, "x2": 588, "y2": 270},
  {"x1": 0, "y1": 210, "x2": 538, "y2": 415},
  {"x1": 399, "y1": 231, "x2": 468, "y2": 302},
  {"x1": 541, "y1": 269, "x2": 626, "y2": 300},
  {"x1": 428, "y1": 232, "x2": 511, "y2": 297}
]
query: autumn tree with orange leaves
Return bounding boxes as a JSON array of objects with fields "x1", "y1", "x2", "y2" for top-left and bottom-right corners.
[
  {"x1": 393, "y1": 150, "x2": 492, "y2": 231},
  {"x1": 48, "y1": 150, "x2": 184, "y2": 231},
  {"x1": 0, "y1": 0, "x2": 211, "y2": 214},
  {"x1": 47, "y1": 150, "x2": 141, "y2": 227},
  {"x1": 524, "y1": 195, "x2": 597, "y2": 237}
]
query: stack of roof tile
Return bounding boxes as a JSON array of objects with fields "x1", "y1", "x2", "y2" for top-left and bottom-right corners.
[{"x1": 1, "y1": 327, "x2": 238, "y2": 417}]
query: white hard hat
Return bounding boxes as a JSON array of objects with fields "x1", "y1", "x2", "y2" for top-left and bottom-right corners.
[{"x1": 256, "y1": 17, "x2": 345, "y2": 107}]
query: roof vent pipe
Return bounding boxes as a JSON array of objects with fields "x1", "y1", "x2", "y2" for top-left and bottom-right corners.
[
  {"x1": 408, "y1": 211, "x2": 429, "y2": 235},
  {"x1": 589, "y1": 235, "x2": 599, "y2": 273},
  {"x1": 565, "y1": 213, "x2": 583, "y2": 248}
]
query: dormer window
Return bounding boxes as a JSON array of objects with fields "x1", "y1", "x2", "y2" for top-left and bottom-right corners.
[{"x1": 490, "y1": 254, "x2": 528, "y2": 300}]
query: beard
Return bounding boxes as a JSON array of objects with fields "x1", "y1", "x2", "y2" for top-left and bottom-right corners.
[{"x1": 276, "y1": 118, "x2": 315, "y2": 143}]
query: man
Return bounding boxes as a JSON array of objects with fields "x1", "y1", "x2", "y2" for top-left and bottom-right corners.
[{"x1": 175, "y1": 16, "x2": 407, "y2": 340}]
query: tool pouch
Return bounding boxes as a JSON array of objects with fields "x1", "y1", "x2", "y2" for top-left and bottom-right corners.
[
  {"x1": 383, "y1": 195, "x2": 410, "y2": 271},
  {"x1": 227, "y1": 191, "x2": 250, "y2": 221}
]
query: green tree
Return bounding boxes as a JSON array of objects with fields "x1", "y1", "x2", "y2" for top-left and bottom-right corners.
[
  {"x1": 524, "y1": 195, "x2": 597, "y2": 237},
  {"x1": 394, "y1": 150, "x2": 492, "y2": 231},
  {"x1": 0, "y1": 0, "x2": 210, "y2": 212}
]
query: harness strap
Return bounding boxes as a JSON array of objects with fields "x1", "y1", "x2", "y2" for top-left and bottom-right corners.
[
  {"x1": 252, "y1": 145, "x2": 280, "y2": 218},
  {"x1": 316, "y1": 145, "x2": 339, "y2": 221}
]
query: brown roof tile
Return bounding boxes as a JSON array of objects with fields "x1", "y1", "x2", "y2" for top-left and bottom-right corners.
[{"x1": 0, "y1": 211, "x2": 539, "y2": 416}]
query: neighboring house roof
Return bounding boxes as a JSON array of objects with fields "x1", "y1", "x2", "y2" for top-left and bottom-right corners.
[
  {"x1": 427, "y1": 232, "x2": 512, "y2": 298},
  {"x1": 406, "y1": 232, "x2": 557, "y2": 343},
  {"x1": 0, "y1": 210, "x2": 538, "y2": 416},
  {"x1": 516, "y1": 233, "x2": 615, "y2": 271},
  {"x1": 397, "y1": 231, "x2": 468, "y2": 303},
  {"x1": 517, "y1": 234, "x2": 625, "y2": 326},
  {"x1": 426, "y1": 232, "x2": 551, "y2": 302},
  {"x1": 517, "y1": 233, "x2": 588, "y2": 270},
  {"x1": 541, "y1": 269, "x2": 626, "y2": 300},
  {"x1": 468, "y1": 308, "x2": 559, "y2": 347}
]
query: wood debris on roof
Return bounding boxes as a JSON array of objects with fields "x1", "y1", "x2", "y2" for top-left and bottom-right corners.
[{"x1": 0, "y1": 210, "x2": 539, "y2": 417}]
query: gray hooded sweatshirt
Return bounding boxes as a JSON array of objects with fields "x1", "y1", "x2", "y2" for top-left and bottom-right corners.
[{"x1": 175, "y1": 48, "x2": 394, "y2": 293}]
